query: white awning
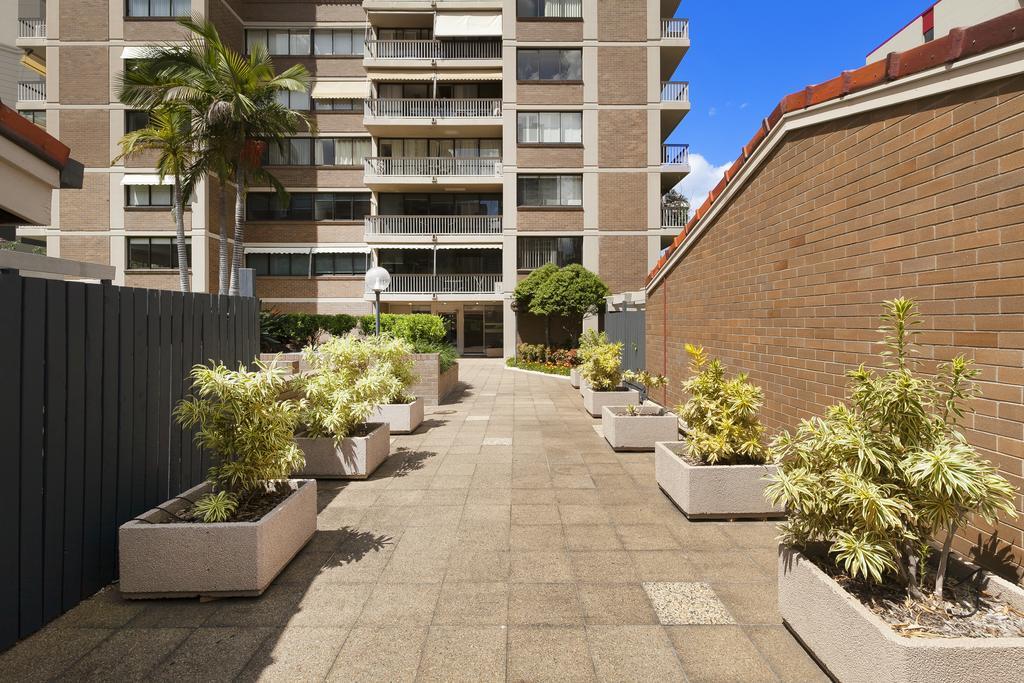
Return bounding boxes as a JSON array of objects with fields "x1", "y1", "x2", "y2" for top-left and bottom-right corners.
[
  {"x1": 376, "y1": 244, "x2": 434, "y2": 250},
  {"x1": 435, "y1": 244, "x2": 502, "y2": 250},
  {"x1": 366, "y1": 70, "x2": 501, "y2": 82},
  {"x1": 365, "y1": 70, "x2": 435, "y2": 82},
  {"x1": 121, "y1": 174, "x2": 173, "y2": 186},
  {"x1": 244, "y1": 246, "x2": 311, "y2": 255},
  {"x1": 434, "y1": 13, "x2": 502, "y2": 38},
  {"x1": 310, "y1": 246, "x2": 371, "y2": 254},
  {"x1": 120, "y1": 46, "x2": 152, "y2": 60},
  {"x1": 435, "y1": 71, "x2": 502, "y2": 81},
  {"x1": 311, "y1": 80, "x2": 370, "y2": 99}
]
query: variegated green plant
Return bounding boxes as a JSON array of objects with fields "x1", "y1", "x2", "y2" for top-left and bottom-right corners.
[
  {"x1": 765, "y1": 299, "x2": 1018, "y2": 600},
  {"x1": 297, "y1": 334, "x2": 415, "y2": 442},
  {"x1": 675, "y1": 344, "x2": 768, "y2": 465},
  {"x1": 175, "y1": 361, "x2": 304, "y2": 522}
]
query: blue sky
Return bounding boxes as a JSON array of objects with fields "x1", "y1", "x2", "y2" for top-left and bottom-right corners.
[{"x1": 670, "y1": 0, "x2": 929, "y2": 206}]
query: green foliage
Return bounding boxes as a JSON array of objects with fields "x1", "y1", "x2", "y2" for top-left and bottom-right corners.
[
  {"x1": 297, "y1": 335, "x2": 414, "y2": 442},
  {"x1": 577, "y1": 330, "x2": 608, "y2": 365},
  {"x1": 192, "y1": 490, "x2": 238, "y2": 523},
  {"x1": 516, "y1": 344, "x2": 578, "y2": 367},
  {"x1": 260, "y1": 312, "x2": 358, "y2": 351},
  {"x1": 765, "y1": 299, "x2": 1018, "y2": 599},
  {"x1": 530, "y1": 264, "x2": 610, "y2": 319},
  {"x1": 505, "y1": 358, "x2": 571, "y2": 376},
  {"x1": 675, "y1": 344, "x2": 768, "y2": 465},
  {"x1": 579, "y1": 341, "x2": 624, "y2": 391},
  {"x1": 512, "y1": 263, "x2": 559, "y2": 312},
  {"x1": 358, "y1": 314, "x2": 455, "y2": 370},
  {"x1": 175, "y1": 361, "x2": 304, "y2": 522},
  {"x1": 415, "y1": 339, "x2": 458, "y2": 373},
  {"x1": 623, "y1": 370, "x2": 668, "y2": 391}
]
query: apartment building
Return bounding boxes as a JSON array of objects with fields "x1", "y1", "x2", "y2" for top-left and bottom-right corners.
[{"x1": 14, "y1": 0, "x2": 690, "y2": 357}]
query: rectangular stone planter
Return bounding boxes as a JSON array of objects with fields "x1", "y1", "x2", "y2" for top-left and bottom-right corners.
[
  {"x1": 580, "y1": 385, "x2": 640, "y2": 417},
  {"x1": 410, "y1": 354, "x2": 459, "y2": 407},
  {"x1": 295, "y1": 422, "x2": 391, "y2": 479},
  {"x1": 655, "y1": 441, "x2": 783, "y2": 519},
  {"x1": 778, "y1": 546, "x2": 1024, "y2": 682},
  {"x1": 119, "y1": 478, "x2": 317, "y2": 599},
  {"x1": 258, "y1": 352, "x2": 305, "y2": 375},
  {"x1": 368, "y1": 397, "x2": 424, "y2": 435},
  {"x1": 602, "y1": 405, "x2": 678, "y2": 451},
  {"x1": 570, "y1": 367, "x2": 581, "y2": 388}
]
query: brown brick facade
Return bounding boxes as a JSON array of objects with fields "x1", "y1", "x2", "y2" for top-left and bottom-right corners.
[
  {"x1": 59, "y1": 235, "x2": 109, "y2": 265},
  {"x1": 516, "y1": 209, "x2": 584, "y2": 232},
  {"x1": 517, "y1": 21, "x2": 583, "y2": 42},
  {"x1": 58, "y1": 0, "x2": 107, "y2": 41},
  {"x1": 517, "y1": 146, "x2": 584, "y2": 169},
  {"x1": 57, "y1": 110, "x2": 110, "y2": 167},
  {"x1": 598, "y1": 172, "x2": 646, "y2": 229},
  {"x1": 517, "y1": 84, "x2": 584, "y2": 106},
  {"x1": 597, "y1": 0, "x2": 647, "y2": 42},
  {"x1": 599, "y1": 235, "x2": 648, "y2": 294},
  {"x1": 255, "y1": 277, "x2": 364, "y2": 299},
  {"x1": 646, "y1": 76, "x2": 1024, "y2": 576},
  {"x1": 598, "y1": 109, "x2": 647, "y2": 168},
  {"x1": 597, "y1": 47, "x2": 646, "y2": 105},
  {"x1": 59, "y1": 173, "x2": 109, "y2": 228}
]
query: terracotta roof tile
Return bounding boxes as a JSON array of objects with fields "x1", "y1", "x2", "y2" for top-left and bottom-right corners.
[
  {"x1": 0, "y1": 103, "x2": 70, "y2": 170},
  {"x1": 646, "y1": 8, "x2": 1024, "y2": 286}
]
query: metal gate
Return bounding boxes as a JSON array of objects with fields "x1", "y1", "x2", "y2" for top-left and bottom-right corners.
[{"x1": 605, "y1": 308, "x2": 646, "y2": 373}]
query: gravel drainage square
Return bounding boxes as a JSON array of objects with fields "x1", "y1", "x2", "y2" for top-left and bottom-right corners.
[{"x1": 642, "y1": 582, "x2": 735, "y2": 625}]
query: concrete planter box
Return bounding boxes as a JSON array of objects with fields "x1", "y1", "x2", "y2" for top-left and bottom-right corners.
[
  {"x1": 602, "y1": 405, "x2": 678, "y2": 451},
  {"x1": 655, "y1": 441, "x2": 783, "y2": 519},
  {"x1": 578, "y1": 377, "x2": 589, "y2": 394},
  {"x1": 778, "y1": 546, "x2": 1024, "y2": 682},
  {"x1": 295, "y1": 422, "x2": 391, "y2": 479},
  {"x1": 570, "y1": 367, "x2": 581, "y2": 388},
  {"x1": 368, "y1": 397, "x2": 424, "y2": 435},
  {"x1": 119, "y1": 478, "x2": 317, "y2": 599},
  {"x1": 258, "y1": 352, "x2": 305, "y2": 375},
  {"x1": 410, "y1": 354, "x2": 459, "y2": 407},
  {"x1": 580, "y1": 385, "x2": 640, "y2": 417}
]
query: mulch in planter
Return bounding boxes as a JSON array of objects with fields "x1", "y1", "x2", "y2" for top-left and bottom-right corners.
[
  {"x1": 812, "y1": 552, "x2": 1024, "y2": 638},
  {"x1": 157, "y1": 483, "x2": 296, "y2": 525},
  {"x1": 661, "y1": 441, "x2": 767, "y2": 468}
]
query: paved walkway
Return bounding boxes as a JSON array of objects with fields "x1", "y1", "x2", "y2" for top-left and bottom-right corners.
[{"x1": 0, "y1": 359, "x2": 826, "y2": 682}]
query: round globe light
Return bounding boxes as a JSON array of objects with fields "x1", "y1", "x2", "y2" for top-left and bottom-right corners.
[{"x1": 364, "y1": 266, "x2": 391, "y2": 293}]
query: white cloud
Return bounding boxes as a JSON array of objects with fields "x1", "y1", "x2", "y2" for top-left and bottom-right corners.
[
  {"x1": 673, "y1": 152, "x2": 731, "y2": 209},
  {"x1": 708, "y1": 106, "x2": 717, "y2": 117},
  {"x1": 739, "y1": 102, "x2": 749, "y2": 109}
]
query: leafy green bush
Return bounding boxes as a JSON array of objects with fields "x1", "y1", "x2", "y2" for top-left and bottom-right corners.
[
  {"x1": 765, "y1": 299, "x2": 1018, "y2": 599},
  {"x1": 577, "y1": 330, "x2": 608, "y2": 364},
  {"x1": 675, "y1": 344, "x2": 767, "y2": 465},
  {"x1": 359, "y1": 314, "x2": 455, "y2": 371},
  {"x1": 416, "y1": 339, "x2": 458, "y2": 373},
  {"x1": 517, "y1": 344, "x2": 579, "y2": 367},
  {"x1": 579, "y1": 341, "x2": 625, "y2": 390},
  {"x1": 506, "y1": 357, "x2": 571, "y2": 376},
  {"x1": 260, "y1": 310, "x2": 358, "y2": 352},
  {"x1": 174, "y1": 361, "x2": 304, "y2": 522}
]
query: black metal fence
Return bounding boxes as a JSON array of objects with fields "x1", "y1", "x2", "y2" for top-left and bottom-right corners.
[{"x1": 0, "y1": 271, "x2": 259, "y2": 652}]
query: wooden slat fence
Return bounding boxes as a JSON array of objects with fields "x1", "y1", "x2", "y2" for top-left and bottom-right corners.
[{"x1": 0, "y1": 271, "x2": 260, "y2": 652}]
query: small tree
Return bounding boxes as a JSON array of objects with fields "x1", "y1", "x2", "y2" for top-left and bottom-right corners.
[
  {"x1": 530, "y1": 265, "x2": 610, "y2": 347},
  {"x1": 513, "y1": 263, "x2": 559, "y2": 348}
]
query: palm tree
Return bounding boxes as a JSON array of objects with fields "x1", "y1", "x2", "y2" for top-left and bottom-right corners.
[
  {"x1": 120, "y1": 17, "x2": 313, "y2": 296},
  {"x1": 113, "y1": 105, "x2": 193, "y2": 292}
]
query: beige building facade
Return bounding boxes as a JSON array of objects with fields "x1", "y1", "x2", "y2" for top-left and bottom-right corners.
[{"x1": 14, "y1": 0, "x2": 690, "y2": 356}]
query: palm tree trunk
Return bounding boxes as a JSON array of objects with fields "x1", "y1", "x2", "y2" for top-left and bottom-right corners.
[
  {"x1": 173, "y1": 176, "x2": 190, "y2": 292},
  {"x1": 218, "y1": 180, "x2": 229, "y2": 295},
  {"x1": 228, "y1": 160, "x2": 245, "y2": 296}
]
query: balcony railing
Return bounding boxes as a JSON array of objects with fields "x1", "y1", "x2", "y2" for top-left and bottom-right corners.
[
  {"x1": 365, "y1": 98, "x2": 502, "y2": 119},
  {"x1": 365, "y1": 157, "x2": 502, "y2": 177},
  {"x1": 366, "y1": 215, "x2": 503, "y2": 236},
  {"x1": 661, "y1": 18, "x2": 690, "y2": 39},
  {"x1": 18, "y1": 81, "x2": 46, "y2": 101},
  {"x1": 661, "y1": 81, "x2": 689, "y2": 104},
  {"x1": 383, "y1": 273, "x2": 502, "y2": 295},
  {"x1": 365, "y1": 39, "x2": 501, "y2": 60},
  {"x1": 18, "y1": 18, "x2": 46, "y2": 39},
  {"x1": 662, "y1": 207, "x2": 689, "y2": 228},
  {"x1": 662, "y1": 144, "x2": 689, "y2": 166}
]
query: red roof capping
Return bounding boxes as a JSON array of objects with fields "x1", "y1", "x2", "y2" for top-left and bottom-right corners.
[
  {"x1": 0, "y1": 103, "x2": 71, "y2": 170},
  {"x1": 645, "y1": 7, "x2": 1024, "y2": 287}
]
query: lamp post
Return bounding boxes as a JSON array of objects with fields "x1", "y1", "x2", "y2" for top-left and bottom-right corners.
[{"x1": 364, "y1": 266, "x2": 391, "y2": 336}]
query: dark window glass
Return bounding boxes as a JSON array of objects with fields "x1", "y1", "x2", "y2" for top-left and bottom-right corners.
[
  {"x1": 246, "y1": 192, "x2": 372, "y2": 221},
  {"x1": 517, "y1": 0, "x2": 582, "y2": 18},
  {"x1": 127, "y1": 0, "x2": 190, "y2": 18},
  {"x1": 125, "y1": 110, "x2": 150, "y2": 132},
  {"x1": 313, "y1": 253, "x2": 367, "y2": 276},
  {"x1": 517, "y1": 175, "x2": 582, "y2": 207},
  {"x1": 517, "y1": 49, "x2": 582, "y2": 81},
  {"x1": 126, "y1": 237, "x2": 191, "y2": 269},
  {"x1": 377, "y1": 193, "x2": 502, "y2": 216},
  {"x1": 517, "y1": 236, "x2": 582, "y2": 270}
]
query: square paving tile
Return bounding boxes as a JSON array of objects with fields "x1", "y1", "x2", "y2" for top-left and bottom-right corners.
[
  {"x1": 508, "y1": 583, "x2": 583, "y2": 625},
  {"x1": 568, "y1": 550, "x2": 638, "y2": 583},
  {"x1": 579, "y1": 583, "x2": 659, "y2": 625},
  {"x1": 511, "y1": 504, "x2": 560, "y2": 525},
  {"x1": 151, "y1": 627, "x2": 275, "y2": 682},
  {"x1": 643, "y1": 582, "x2": 735, "y2": 625},
  {"x1": 667, "y1": 625, "x2": 776, "y2": 683},
  {"x1": 558, "y1": 504, "x2": 612, "y2": 525},
  {"x1": 434, "y1": 582, "x2": 509, "y2": 625},
  {"x1": 510, "y1": 550, "x2": 575, "y2": 583},
  {"x1": 564, "y1": 524, "x2": 623, "y2": 550},
  {"x1": 237, "y1": 626, "x2": 348, "y2": 682},
  {"x1": 326, "y1": 626, "x2": 428, "y2": 682},
  {"x1": 62, "y1": 627, "x2": 191, "y2": 681},
  {"x1": 510, "y1": 524, "x2": 566, "y2": 551},
  {"x1": 617, "y1": 524, "x2": 682, "y2": 550},
  {"x1": 444, "y1": 550, "x2": 510, "y2": 582},
  {"x1": 357, "y1": 583, "x2": 440, "y2": 626},
  {"x1": 586, "y1": 625, "x2": 686, "y2": 681},
  {"x1": 417, "y1": 625, "x2": 507, "y2": 682},
  {"x1": 508, "y1": 626, "x2": 596, "y2": 682}
]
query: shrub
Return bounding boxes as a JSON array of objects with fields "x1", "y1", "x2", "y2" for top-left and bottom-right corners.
[
  {"x1": 358, "y1": 313, "x2": 447, "y2": 344},
  {"x1": 577, "y1": 330, "x2": 608, "y2": 365},
  {"x1": 579, "y1": 341, "x2": 624, "y2": 390},
  {"x1": 531, "y1": 264, "x2": 609, "y2": 321},
  {"x1": 505, "y1": 357, "x2": 571, "y2": 376},
  {"x1": 174, "y1": 361, "x2": 304, "y2": 522},
  {"x1": 260, "y1": 310, "x2": 358, "y2": 352},
  {"x1": 296, "y1": 335, "x2": 412, "y2": 442},
  {"x1": 548, "y1": 347, "x2": 578, "y2": 368},
  {"x1": 765, "y1": 299, "x2": 1018, "y2": 599},
  {"x1": 622, "y1": 369, "x2": 668, "y2": 392},
  {"x1": 415, "y1": 339, "x2": 458, "y2": 373},
  {"x1": 675, "y1": 344, "x2": 767, "y2": 465}
]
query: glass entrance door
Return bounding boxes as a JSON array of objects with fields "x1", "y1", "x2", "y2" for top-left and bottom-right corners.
[{"x1": 463, "y1": 309, "x2": 485, "y2": 356}]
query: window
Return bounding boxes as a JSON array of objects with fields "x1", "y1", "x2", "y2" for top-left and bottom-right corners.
[
  {"x1": 377, "y1": 28, "x2": 432, "y2": 40},
  {"x1": 378, "y1": 139, "x2": 501, "y2": 158},
  {"x1": 517, "y1": 0, "x2": 582, "y2": 19},
  {"x1": 378, "y1": 193, "x2": 502, "y2": 216},
  {"x1": 246, "y1": 192, "x2": 371, "y2": 221},
  {"x1": 246, "y1": 28, "x2": 365, "y2": 56},
  {"x1": 21, "y1": 110, "x2": 46, "y2": 127},
  {"x1": 125, "y1": 110, "x2": 150, "y2": 133},
  {"x1": 517, "y1": 49, "x2": 582, "y2": 81},
  {"x1": 127, "y1": 237, "x2": 191, "y2": 269},
  {"x1": 312, "y1": 98, "x2": 364, "y2": 112},
  {"x1": 313, "y1": 252, "x2": 368, "y2": 276},
  {"x1": 263, "y1": 138, "x2": 370, "y2": 166},
  {"x1": 274, "y1": 89, "x2": 311, "y2": 111},
  {"x1": 517, "y1": 175, "x2": 582, "y2": 207},
  {"x1": 517, "y1": 237, "x2": 582, "y2": 270},
  {"x1": 313, "y1": 29, "x2": 364, "y2": 56},
  {"x1": 246, "y1": 253, "x2": 310, "y2": 277},
  {"x1": 517, "y1": 112, "x2": 582, "y2": 144},
  {"x1": 127, "y1": 0, "x2": 190, "y2": 18},
  {"x1": 126, "y1": 184, "x2": 173, "y2": 207}
]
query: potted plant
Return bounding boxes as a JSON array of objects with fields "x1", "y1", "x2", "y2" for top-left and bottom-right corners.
[
  {"x1": 766, "y1": 299, "x2": 1023, "y2": 682},
  {"x1": 119, "y1": 361, "x2": 316, "y2": 598},
  {"x1": 573, "y1": 329, "x2": 606, "y2": 389},
  {"x1": 602, "y1": 395, "x2": 677, "y2": 452},
  {"x1": 365, "y1": 335, "x2": 423, "y2": 434},
  {"x1": 655, "y1": 344, "x2": 782, "y2": 519},
  {"x1": 578, "y1": 340, "x2": 647, "y2": 417},
  {"x1": 293, "y1": 335, "x2": 395, "y2": 479}
]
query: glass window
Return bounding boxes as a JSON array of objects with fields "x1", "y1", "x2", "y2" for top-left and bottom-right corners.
[
  {"x1": 255, "y1": 253, "x2": 309, "y2": 276},
  {"x1": 127, "y1": 0, "x2": 188, "y2": 17},
  {"x1": 20, "y1": 110, "x2": 47, "y2": 127},
  {"x1": 246, "y1": 192, "x2": 371, "y2": 221},
  {"x1": 312, "y1": 29, "x2": 364, "y2": 56},
  {"x1": 290, "y1": 30, "x2": 310, "y2": 56},
  {"x1": 246, "y1": 29, "x2": 267, "y2": 54},
  {"x1": 377, "y1": 193, "x2": 502, "y2": 216},
  {"x1": 517, "y1": 0, "x2": 582, "y2": 18},
  {"x1": 125, "y1": 110, "x2": 150, "y2": 133},
  {"x1": 313, "y1": 98, "x2": 363, "y2": 112},
  {"x1": 126, "y1": 237, "x2": 191, "y2": 269},
  {"x1": 276, "y1": 89, "x2": 311, "y2": 111},
  {"x1": 517, "y1": 236, "x2": 582, "y2": 269},
  {"x1": 313, "y1": 252, "x2": 367, "y2": 276},
  {"x1": 517, "y1": 175, "x2": 583, "y2": 207},
  {"x1": 126, "y1": 184, "x2": 174, "y2": 207},
  {"x1": 268, "y1": 30, "x2": 291, "y2": 55},
  {"x1": 517, "y1": 49, "x2": 582, "y2": 81}
]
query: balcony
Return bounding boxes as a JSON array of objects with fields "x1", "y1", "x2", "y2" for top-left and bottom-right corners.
[
  {"x1": 662, "y1": 206, "x2": 689, "y2": 228},
  {"x1": 364, "y1": 157, "x2": 502, "y2": 189},
  {"x1": 364, "y1": 98, "x2": 503, "y2": 134},
  {"x1": 364, "y1": 39, "x2": 502, "y2": 65},
  {"x1": 659, "y1": 17, "x2": 690, "y2": 81},
  {"x1": 364, "y1": 0, "x2": 502, "y2": 11},
  {"x1": 661, "y1": 18, "x2": 690, "y2": 40},
  {"x1": 660, "y1": 81, "x2": 691, "y2": 137},
  {"x1": 380, "y1": 273, "x2": 503, "y2": 297},
  {"x1": 366, "y1": 215, "x2": 503, "y2": 243},
  {"x1": 18, "y1": 80, "x2": 46, "y2": 103},
  {"x1": 661, "y1": 144, "x2": 690, "y2": 191},
  {"x1": 17, "y1": 18, "x2": 46, "y2": 43}
]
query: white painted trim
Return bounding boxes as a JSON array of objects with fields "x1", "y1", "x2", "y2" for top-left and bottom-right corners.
[{"x1": 646, "y1": 41, "x2": 1024, "y2": 292}]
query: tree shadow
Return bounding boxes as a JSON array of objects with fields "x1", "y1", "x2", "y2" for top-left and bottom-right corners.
[
  {"x1": 373, "y1": 448, "x2": 436, "y2": 478},
  {"x1": 968, "y1": 532, "x2": 1023, "y2": 584},
  {"x1": 440, "y1": 382, "x2": 471, "y2": 405},
  {"x1": 412, "y1": 418, "x2": 448, "y2": 434},
  {"x1": 326, "y1": 527, "x2": 394, "y2": 566}
]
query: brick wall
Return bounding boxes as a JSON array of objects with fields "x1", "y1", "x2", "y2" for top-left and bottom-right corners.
[
  {"x1": 59, "y1": 235, "x2": 109, "y2": 265},
  {"x1": 517, "y1": 84, "x2": 584, "y2": 106},
  {"x1": 59, "y1": 0, "x2": 107, "y2": 41},
  {"x1": 409, "y1": 354, "x2": 459, "y2": 407},
  {"x1": 600, "y1": 235, "x2": 647, "y2": 294},
  {"x1": 58, "y1": 110, "x2": 110, "y2": 167},
  {"x1": 599, "y1": 109, "x2": 647, "y2": 167},
  {"x1": 59, "y1": 173, "x2": 109, "y2": 228},
  {"x1": 255, "y1": 277, "x2": 364, "y2": 299},
  {"x1": 598, "y1": 172, "x2": 646, "y2": 229},
  {"x1": 646, "y1": 75, "x2": 1024, "y2": 578},
  {"x1": 517, "y1": 21, "x2": 583, "y2": 42},
  {"x1": 517, "y1": 209, "x2": 584, "y2": 231},
  {"x1": 597, "y1": 0, "x2": 647, "y2": 41},
  {"x1": 518, "y1": 146, "x2": 584, "y2": 168},
  {"x1": 597, "y1": 48, "x2": 646, "y2": 105}
]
